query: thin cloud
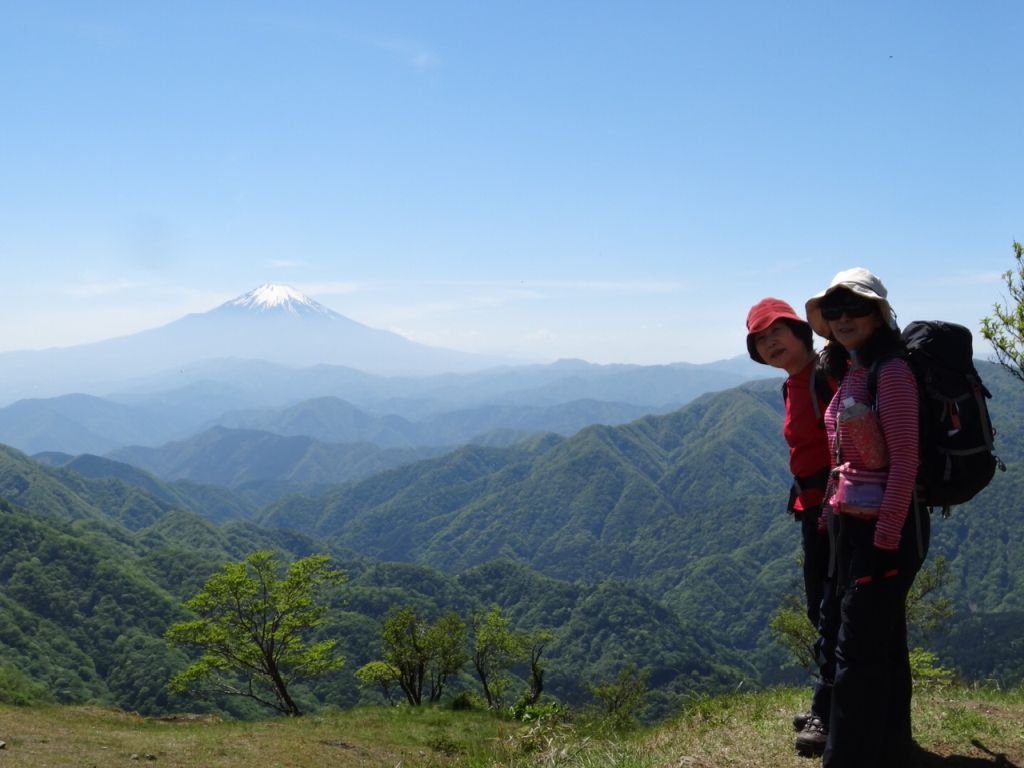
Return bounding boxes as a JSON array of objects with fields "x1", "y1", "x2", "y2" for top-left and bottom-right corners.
[
  {"x1": 930, "y1": 271, "x2": 1006, "y2": 287},
  {"x1": 368, "y1": 289, "x2": 545, "y2": 319},
  {"x1": 394, "y1": 278, "x2": 687, "y2": 295},
  {"x1": 59, "y1": 279, "x2": 151, "y2": 299},
  {"x1": 529, "y1": 280, "x2": 688, "y2": 295},
  {"x1": 472, "y1": 289, "x2": 548, "y2": 305},
  {"x1": 329, "y1": 30, "x2": 440, "y2": 72},
  {"x1": 68, "y1": 21, "x2": 132, "y2": 48},
  {"x1": 336, "y1": 280, "x2": 685, "y2": 323},
  {"x1": 298, "y1": 281, "x2": 365, "y2": 296},
  {"x1": 370, "y1": 36, "x2": 440, "y2": 70}
]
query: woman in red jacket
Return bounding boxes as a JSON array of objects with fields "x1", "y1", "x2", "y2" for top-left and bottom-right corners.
[
  {"x1": 746, "y1": 298, "x2": 836, "y2": 755},
  {"x1": 806, "y1": 268, "x2": 930, "y2": 768}
]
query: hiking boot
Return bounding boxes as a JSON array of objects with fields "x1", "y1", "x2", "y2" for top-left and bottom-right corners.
[
  {"x1": 795, "y1": 715, "x2": 828, "y2": 756},
  {"x1": 791, "y1": 710, "x2": 813, "y2": 732}
]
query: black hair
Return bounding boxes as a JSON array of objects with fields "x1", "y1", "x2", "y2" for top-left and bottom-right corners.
[
  {"x1": 816, "y1": 313, "x2": 904, "y2": 384},
  {"x1": 747, "y1": 316, "x2": 816, "y2": 364},
  {"x1": 856, "y1": 324, "x2": 904, "y2": 368},
  {"x1": 780, "y1": 317, "x2": 815, "y2": 353}
]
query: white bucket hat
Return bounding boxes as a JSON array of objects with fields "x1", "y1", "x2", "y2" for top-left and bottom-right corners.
[{"x1": 805, "y1": 267, "x2": 899, "y2": 338}]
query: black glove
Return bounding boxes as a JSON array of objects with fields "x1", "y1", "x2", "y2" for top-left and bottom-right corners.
[
  {"x1": 871, "y1": 546, "x2": 900, "y2": 582},
  {"x1": 787, "y1": 485, "x2": 800, "y2": 519}
]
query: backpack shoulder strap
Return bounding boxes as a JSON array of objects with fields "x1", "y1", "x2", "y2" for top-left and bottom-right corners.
[
  {"x1": 811, "y1": 362, "x2": 837, "y2": 425},
  {"x1": 809, "y1": 366, "x2": 824, "y2": 428},
  {"x1": 867, "y1": 361, "x2": 879, "y2": 405},
  {"x1": 866, "y1": 354, "x2": 907, "y2": 406}
]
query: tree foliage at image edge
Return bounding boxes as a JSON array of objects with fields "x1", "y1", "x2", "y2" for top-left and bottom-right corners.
[{"x1": 981, "y1": 240, "x2": 1024, "y2": 384}]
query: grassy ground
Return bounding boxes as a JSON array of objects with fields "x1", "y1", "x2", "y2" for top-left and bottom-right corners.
[{"x1": 0, "y1": 685, "x2": 1020, "y2": 768}]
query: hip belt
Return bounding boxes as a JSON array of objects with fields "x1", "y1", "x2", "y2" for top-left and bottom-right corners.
[{"x1": 837, "y1": 503, "x2": 880, "y2": 520}]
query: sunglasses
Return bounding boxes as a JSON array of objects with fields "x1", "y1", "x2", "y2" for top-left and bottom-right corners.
[{"x1": 820, "y1": 297, "x2": 878, "y2": 321}]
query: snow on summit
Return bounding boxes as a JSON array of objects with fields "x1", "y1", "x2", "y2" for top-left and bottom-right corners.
[{"x1": 227, "y1": 284, "x2": 335, "y2": 317}]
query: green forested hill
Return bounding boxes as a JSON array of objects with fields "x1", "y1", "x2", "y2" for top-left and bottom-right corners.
[
  {"x1": 255, "y1": 382, "x2": 800, "y2": 680},
  {"x1": 0, "y1": 363, "x2": 1020, "y2": 719},
  {"x1": 108, "y1": 426, "x2": 447, "y2": 505},
  {"x1": 260, "y1": 383, "x2": 790, "y2": 582},
  {"x1": 0, "y1": 444, "x2": 751, "y2": 720},
  {"x1": 260, "y1": 365, "x2": 1024, "y2": 684},
  {"x1": 38, "y1": 452, "x2": 259, "y2": 523},
  {"x1": 258, "y1": 382, "x2": 792, "y2": 591},
  {"x1": 0, "y1": 443, "x2": 261, "y2": 531},
  {"x1": 311, "y1": 558, "x2": 752, "y2": 719},
  {"x1": 0, "y1": 447, "x2": 337, "y2": 713},
  {"x1": 0, "y1": 496, "x2": 188, "y2": 709}
]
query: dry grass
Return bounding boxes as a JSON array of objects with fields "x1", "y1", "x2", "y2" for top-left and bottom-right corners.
[
  {"x1": 0, "y1": 685, "x2": 1020, "y2": 768},
  {"x1": 0, "y1": 704, "x2": 505, "y2": 768},
  {"x1": 642, "y1": 686, "x2": 1024, "y2": 768}
]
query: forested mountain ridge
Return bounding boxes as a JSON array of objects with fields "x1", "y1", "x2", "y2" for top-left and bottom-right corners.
[
  {"x1": 260, "y1": 381, "x2": 792, "y2": 582},
  {"x1": 252, "y1": 381, "x2": 803, "y2": 677},
  {"x1": 210, "y1": 395, "x2": 664, "y2": 447},
  {"x1": 259, "y1": 366, "x2": 1021, "y2": 602},
  {"x1": 108, "y1": 426, "x2": 448, "y2": 505},
  {"x1": 257, "y1": 365, "x2": 1023, "y2": 683},
  {"x1": 0, "y1": 362, "x2": 1020, "y2": 718},
  {"x1": 0, "y1": 444, "x2": 751, "y2": 719},
  {"x1": 1, "y1": 446, "x2": 255, "y2": 527}
]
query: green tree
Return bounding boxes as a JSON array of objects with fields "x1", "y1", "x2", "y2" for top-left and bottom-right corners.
[
  {"x1": 908, "y1": 648, "x2": 954, "y2": 688},
  {"x1": 381, "y1": 606, "x2": 467, "y2": 705},
  {"x1": 355, "y1": 661, "x2": 402, "y2": 704},
  {"x1": 165, "y1": 551, "x2": 345, "y2": 716},
  {"x1": 0, "y1": 660, "x2": 53, "y2": 707},
  {"x1": 771, "y1": 557, "x2": 954, "y2": 675},
  {"x1": 522, "y1": 628, "x2": 554, "y2": 706},
  {"x1": 906, "y1": 556, "x2": 954, "y2": 641},
  {"x1": 768, "y1": 589, "x2": 817, "y2": 671},
  {"x1": 472, "y1": 605, "x2": 524, "y2": 708},
  {"x1": 382, "y1": 606, "x2": 429, "y2": 706},
  {"x1": 587, "y1": 664, "x2": 650, "y2": 732},
  {"x1": 427, "y1": 612, "x2": 468, "y2": 703},
  {"x1": 981, "y1": 240, "x2": 1024, "y2": 384}
]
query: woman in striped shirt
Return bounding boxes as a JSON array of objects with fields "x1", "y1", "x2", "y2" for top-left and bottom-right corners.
[{"x1": 805, "y1": 268, "x2": 930, "y2": 768}]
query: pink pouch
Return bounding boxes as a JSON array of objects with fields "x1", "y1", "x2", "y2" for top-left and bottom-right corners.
[
  {"x1": 833, "y1": 462, "x2": 887, "y2": 517},
  {"x1": 839, "y1": 402, "x2": 889, "y2": 469}
]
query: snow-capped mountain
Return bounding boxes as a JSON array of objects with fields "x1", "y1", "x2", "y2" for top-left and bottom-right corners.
[
  {"x1": 0, "y1": 284, "x2": 503, "y2": 403},
  {"x1": 223, "y1": 284, "x2": 337, "y2": 317}
]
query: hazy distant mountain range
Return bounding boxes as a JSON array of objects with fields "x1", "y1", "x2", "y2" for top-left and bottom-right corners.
[{"x1": 0, "y1": 284, "x2": 764, "y2": 455}]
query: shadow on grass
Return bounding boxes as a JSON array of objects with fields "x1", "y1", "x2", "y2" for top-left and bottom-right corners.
[{"x1": 916, "y1": 740, "x2": 1021, "y2": 768}]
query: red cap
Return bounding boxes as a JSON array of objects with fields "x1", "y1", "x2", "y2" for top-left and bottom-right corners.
[{"x1": 745, "y1": 298, "x2": 808, "y2": 364}]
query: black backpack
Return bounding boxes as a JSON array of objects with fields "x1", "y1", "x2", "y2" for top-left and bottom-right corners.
[{"x1": 869, "y1": 321, "x2": 1005, "y2": 516}]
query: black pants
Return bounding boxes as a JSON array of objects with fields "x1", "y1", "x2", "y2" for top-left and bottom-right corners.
[
  {"x1": 823, "y1": 508, "x2": 931, "y2": 768},
  {"x1": 800, "y1": 506, "x2": 836, "y2": 722},
  {"x1": 801, "y1": 506, "x2": 830, "y2": 627}
]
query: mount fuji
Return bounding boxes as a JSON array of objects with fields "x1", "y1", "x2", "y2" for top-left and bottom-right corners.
[
  {"x1": 0, "y1": 284, "x2": 506, "y2": 404},
  {"x1": 152, "y1": 283, "x2": 499, "y2": 372}
]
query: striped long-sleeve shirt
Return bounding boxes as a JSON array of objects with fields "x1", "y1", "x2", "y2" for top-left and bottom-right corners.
[{"x1": 825, "y1": 358, "x2": 919, "y2": 550}]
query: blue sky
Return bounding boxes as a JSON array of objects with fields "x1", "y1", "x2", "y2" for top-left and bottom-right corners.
[{"x1": 1, "y1": 1, "x2": 1021, "y2": 365}]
